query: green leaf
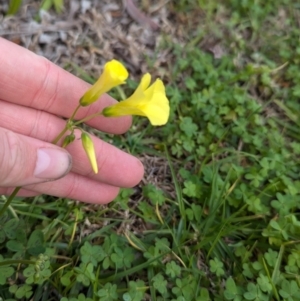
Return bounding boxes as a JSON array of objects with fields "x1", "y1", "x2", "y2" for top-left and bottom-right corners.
[
  {"x1": 257, "y1": 274, "x2": 272, "y2": 293},
  {"x1": 9, "y1": 284, "x2": 33, "y2": 299},
  {"x1": 243, "y1": 283, "x2": 257, "y2": 300},
  {"x1": 27, "y1": 230, "x2": 45, "y2": 256},
  {"x1": 279, "y1": 280, "x2": 300, "y2": 301},
  {"x1": 80, "y1": 241, "x2": 105, "y2": 267},
  {"x1": 224, "y1": 277, "x2": 243, "y2": 301},
  {"x1": 166, "y1": 261, "x2": 181, "y2": 278},
  {"x1": 4, "y1": 218, "x2": 19, "y2": 239},
  {"x1": 0, "y1": 266, "x2": 14, "y2": 285},
  {"x1": 143, "y1": 184, "x2": 165, "y2": 205},
  {"x1": 209, "y1": 258, "x2": 225, "y2": 277},
  {"x1": 53, "y1": 0, "x2": 64, "y2": 13},
  {"x1": 197, "y1": 288, "x2": 210, "y2": 301},
  {"x1": 7, "y1": 0, "x2": 22, "y2": 15},
  {"x1": 97, "y1": 283, "x2": 118, "y2": 301},
  {"x1": 111, "y1": 247, "x2": 135, "y2": 269},
  {"x1": 61, "y1": 271, "x2": 73, "y2": 287},
  {"x1": 0, "y1": 230, "x2": 6, "y2": 243},
  {"x1": 6, "y1": 240, "x2": 24, "y2": 252},
  {"x1": 183, "y1": 181, "x2": 198, "y2": 198},
  {"x1": 242, "y1": 263, "x2": 254, "y2": 278},
  {"x1": 123, "y1": 280, "x2": 146, "y2": 301},
  {"x1": 152, "y1": 273, "x2": 168, "y2": 295},
  {"x1": 180, "y1": 117, "x2": 198, "y2": 138},
  {"x1": 264, "y1": 248, "x2": 278, "y2": 267}
]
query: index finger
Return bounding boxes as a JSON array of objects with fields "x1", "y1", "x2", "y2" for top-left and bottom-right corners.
[{"x1": 0, "y1": 37, "x2": 131, "y2": 134}]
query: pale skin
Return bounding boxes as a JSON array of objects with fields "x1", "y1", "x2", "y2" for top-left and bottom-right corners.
[{"x1": 0, "y1": 38, "x2": 144, "y2": 204}]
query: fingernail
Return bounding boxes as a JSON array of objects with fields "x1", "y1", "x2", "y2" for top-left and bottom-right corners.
[{"x1": 34, "y1": 148, "x2": 72, "y2": 180}]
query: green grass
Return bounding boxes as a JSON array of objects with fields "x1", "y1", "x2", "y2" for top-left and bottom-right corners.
[{"x1": 2, "y1": 0, "x2": 300, "y2": 300}]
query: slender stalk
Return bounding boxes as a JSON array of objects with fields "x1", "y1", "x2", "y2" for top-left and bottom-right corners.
[
  {"x1": 51, "y1": 125, "x2": 69, "y2": 145},
  {"x1": 73, "y1": 112, "x2": 103, "y2": 126},
  {"x1": 52, "y1": 104, "x2": 81, "y2": 144},
  {"x1": 69, "y1": 104, "x2": 81, "y2": 121},
  {"x1": 0, "y1": 259, "x2": 36, "y2": 266},
  {"x1": 0, "y1": 186, "x2": 21, "y2": 217}
]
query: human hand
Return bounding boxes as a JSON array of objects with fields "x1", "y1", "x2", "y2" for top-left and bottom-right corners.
[{"x1": 0, "y1": 37, "x2": 144, "y2": 204}]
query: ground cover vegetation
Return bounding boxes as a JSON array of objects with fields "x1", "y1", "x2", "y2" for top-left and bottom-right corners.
[{"x1": 1, "y1": 0, "x2": 300, "y2": 300}]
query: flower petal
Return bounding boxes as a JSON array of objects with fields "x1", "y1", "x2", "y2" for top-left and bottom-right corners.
[
  {"x1": 102, "y1": 74, "x2": 170, "y2": 126},
  {"x1": 140, "y1": 80, "x2": 170, "y2": 125},
  {"x1": 80, "y1": 60, "x2": 128, "y2": 106}
]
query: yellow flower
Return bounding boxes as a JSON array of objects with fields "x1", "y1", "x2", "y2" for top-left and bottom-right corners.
[
  {"x1": 80, "y1": 60, "x2": 128, "y2": 106},
  {"x1": 102, "y1": 73, "x2": 170, "y2": 126},
  {"x1": 81, "y1": 132, "x2": 98, "y2": 174}
]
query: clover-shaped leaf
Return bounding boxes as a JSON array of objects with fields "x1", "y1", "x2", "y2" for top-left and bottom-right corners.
[
  {"x1": 97, "y1": 283, "x2": 118, "y2": 301},
  {"x1": 279, "y1": 280, "x2": 300, "y2": 301},
  {"x1": 75, "y1": 262, "x2": 95, "y2": 287},
  {"x1": 61, "y1": 271, "x2": 74, "y2": 287},
  {"x1": 242, "y1": 263, "x2": 254, "y2": 278},
  {"x1": 183, "y1": 181, "x2": 198, "y2": 198},
  {"x1": 285, "y1": 251, "x2": 300, "y2": 273},
  {"x1": 180, "y1": 117, "x2": 198, "y2": 138},
  {"x1": 166, "y1": 261, "x2": 181, "y2": 278},
  {"x1": 197, "y1": 288, "x2": 210, "y2": 301},
  {"x1": 209, "y1": 257, "x2": 225, "y2": 277},
  {"x1": 27, "y1": 229, "x2": 45, "y2": 256},
  {"x1": 143, "y1": 184, "x2": 165, "y2": 205},
  {"x1": 264, "y1": 248, "x2": 278, "y2": 267},
  {"x1": 111, "y1": 246, "x2": 135, "y2": 269},
  {"x1": 257, "y1": 274, "x2": 272, "y2": 293},
  {"x1": 224, "y1": 277, "x2": 243, "y2": 301},
  {"x1": 152, "y1": 273, "x2": 168, "y2": 295},
  {"x1": 0, "y1": 265, "x2": 14, "y2": 285},
  {"x1": 80, "y1": 241, "x2": 105, "y2": 267},
  {"x1": 9, "y1": 284, "x2": 33, "y2": 299},
  {"x1": 4, "y1": 218, "x2": 19, "y2": 239},
  {"x1": 244, "y1": 283, "x2": 268, "y2": 301},
  {"x1": 123, "y1": 280, "x2": 146, "y2": 301}
]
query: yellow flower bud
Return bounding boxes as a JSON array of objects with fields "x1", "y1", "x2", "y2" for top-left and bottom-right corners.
[
  {"x1": 81, "y1": 132, "x2": 98, "y2": 174},
  {"x1": 102, "y1": 73, "x2": 170, "y2": 126},
  {"x1": 80, "y1": 60, "x2": 129, "y2": 106}
]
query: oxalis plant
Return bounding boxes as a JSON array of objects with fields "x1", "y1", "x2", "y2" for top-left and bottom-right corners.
[{"x1": 0, "y1": 59, "x2": 170, "y2": 216}]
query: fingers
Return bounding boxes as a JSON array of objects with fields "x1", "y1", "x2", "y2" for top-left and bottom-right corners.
[
  {"x1": 0, "y1": 187, "x2": 39, "y2": 198},
  {"x1": 0, "y1": 173, "x2": 120, "y2": 204},
  {"x1": 65, "y1": 130, "x2": 144, "y2": 187},
  {"x1": 0, "y1": 37, "x2": 131, "y2": 135},
  {"x1": 0, "y1": 38, "x2": 144, "y2": 203},
  {"x1": 0, "y1": 127, "x2": 72, "y2": 187},
  {"x1": 0, "y1": 101, "x2": 144, "y2": 188},
  {"x1": 27, "y1": 174, "x2": 120, "y2": 204}
]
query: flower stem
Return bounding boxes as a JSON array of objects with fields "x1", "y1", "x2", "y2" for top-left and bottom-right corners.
[
  {"x1": 73, "y1": 112, "x2": 103, "y2": 126},
  {"x1": 0, "y1": 186, "x2": 21, "y2": 217},
  {"x1": 52, "y1": 104, "x2": 81, "y2": 144},
  {"x1": 51, "y1": 125, "x2": 69, "y2": 145}
]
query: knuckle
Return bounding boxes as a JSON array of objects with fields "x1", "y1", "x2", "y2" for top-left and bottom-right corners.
[
  {"x1": 30, "y1": 57, "x2": 59, "y2": 112},
  {"x1": 0, "y1": 130, "x2": 22, "y2": 185}
]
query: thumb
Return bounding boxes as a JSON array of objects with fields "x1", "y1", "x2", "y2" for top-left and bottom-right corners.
[{"x1": 0, "y1": 128, "x2": 72, "y2": 187}]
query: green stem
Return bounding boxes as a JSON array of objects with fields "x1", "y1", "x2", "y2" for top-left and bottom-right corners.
[
  {"x1": 0, "y1": 186, "x2": 21, "y2": 217},
  {"x1": 69, "y1": 104, "x2": 81, "y2": 121},
  {"x1": 73, "y1": 112, "x2": 103, "y2": 126},
  {"x1": 51, "y1": 125, "x2": 69, "y2": 145},
  {"x1": 52, "y1": 104, "x2": 81, "y2": 144},
  {"x1": 0, "y1": 259, "x2": 36, "y2": 266}
]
